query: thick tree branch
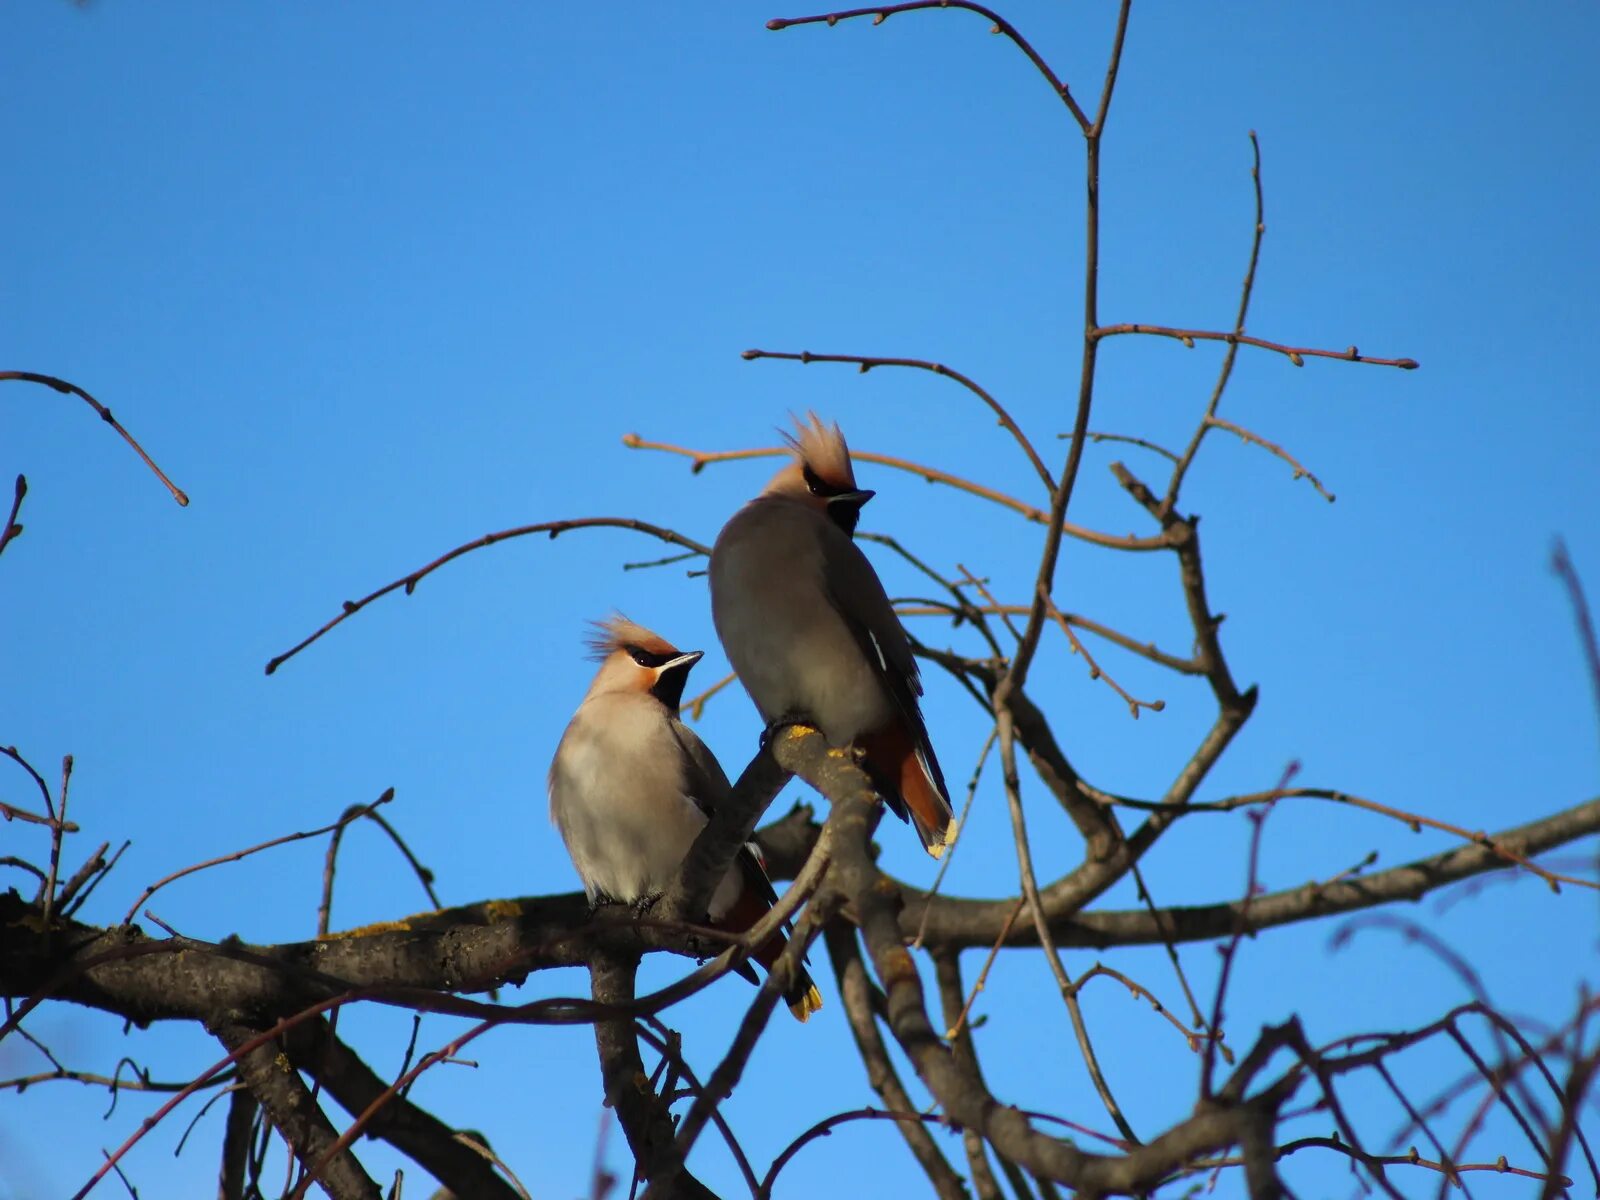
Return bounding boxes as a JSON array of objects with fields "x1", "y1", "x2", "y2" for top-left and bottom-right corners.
[
  {"x1": 280, "y1": 1018, "x2": 520, "y2": 1200},
  {"x1": 213, "y1": 1022, "x2": 380, "y2": 1200},
  {"x1": 824, "y1": 923, "x2": 969, "y2": 1200},
  {"x1": 5, "y1": 798, "x2": 1595, "y2": 1023},
  {"x1": 590, "y1": 949, "x2": 721, "y2": 1200}
]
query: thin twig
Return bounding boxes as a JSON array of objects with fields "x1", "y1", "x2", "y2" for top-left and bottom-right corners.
[
  {"x1": 265, "y1": 518, "x2": 710, "y2": 674},
  {"x1": 1, "y1": 744, "x2": 57, "y2": 819},
  {"x1": 1203, "y1": 762, "x2": 1299, "y2": 1098},
  {"x1": 0, "y1": 474, "x2": 25, "y2": 558},
  {"x1": 1039, "y1": 587, "x2": 1164, "y2": 717},
  {"x1": 621, "y1": 433, "x2": 1165, "y2": 552},
  {"x1": 1205, "y1": 414, "x2": 1335, "y2": 502},
  {"x1": 739, "y1": 348, "x2": 1054, "y2": 489},
  {"x1": 681, "y1": 671, "x2": 737, "y2": 723},
  {"x1": 947, "y1": 897, "x2": 1025, "y2": 1041},
  {"x1": 39, "y1": 755, "x2": 73, "y2": 936},
  {"x1": 1165, "y1": 131, "x2": 1270, "y2": 509},
  {"x1": 1552, "y1": 538, "x2": 1600, "y2": 745},
  {"x1": 913, "y1": 724, "x2": 999, "y2": 948},
  {"x1": 764, "y1": 3, "x2": 1091, "y2": 131},
  {"x1": 0, "y1": 372, "x2": 189, "y2": 506},
  {"x1": 122, "y1": 789, "x2": 395, "y2": 925},
  {"x1": 1095, "y1": 324, "x2": 1418, "y2": 370},
  {"x1": 1058, "y1": 431, "x2": 1181, "y2": 463}
]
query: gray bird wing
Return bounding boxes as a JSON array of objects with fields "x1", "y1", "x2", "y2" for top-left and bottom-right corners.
[
  {"x1": 816, "y1": 526, "x2": 951, "y2": 815},
  {"x1": 669, "y1": 719, "x2": 785, "y2": 971}
]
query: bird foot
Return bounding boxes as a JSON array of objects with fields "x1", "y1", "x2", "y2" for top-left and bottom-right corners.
[
  {"x1": 631, "y1": 892, "x2": 662, "y2": 918},
  {"x1": 760, "y1": 714, "x2": 820, "y2": 751}
]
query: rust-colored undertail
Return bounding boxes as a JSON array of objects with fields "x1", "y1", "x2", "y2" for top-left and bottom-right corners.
[
  {"x1": 718, "y1": 886, "x2": 823, "y2": 1022},
  {"x1": 858, "y1": 720, "x2": 959, "y2": 859}
]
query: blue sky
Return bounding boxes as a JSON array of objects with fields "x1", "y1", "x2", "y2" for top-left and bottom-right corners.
[{"x1": 4, "y1": 3, "x2": 1598, "y2": 1198}]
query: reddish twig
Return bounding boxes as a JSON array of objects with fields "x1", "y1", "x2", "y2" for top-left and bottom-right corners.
[
  {"x1": 0, "y1": 799, "x2": 74, "y2": 831},
  {"x1": 0, "y1": 474, "x2": 25, "y2": 559},
  {"x1": 897, "y1": 600, "x2": 1201, "y2": 675},
  {"x1": 946, "y1": 896, "x2": 1025, "y2": 1041},
  {"x1": 39, "y1": 755, "x2": 74, "y2": 936},
  {"x1": 758, "y1": 1106, "x2": 960, "y2": 1200},
  {"x1": 0, "y1": 744, "x2": 58, "y2": 820},
  {"x1": 992, "y1": 0, "x2": 1134, "y2": 711},
  {"x1": 622, "y1": 433, "x2": 1165, "y2": 551},
  {"x1": 1165, "y1": 132, "x2": 1270, "y2": 509},
  {"x1": 1039, "y1": 586, "x2": 1165, "y2": 717},
  {"x1": 320, "y1": 802, "x2": 442, "y2": 936},
  {"x1": 912, "y1": 724, "x2": 998, "y2": 948},
  {"x1": 1202, "y1": 761, "x2": 1299, "y2": 1098},
  {"x1": 122, "y1": 789, "x2": 395, "y2": 925},
  {"x1": 681, "y1": 671, "x2": 737, "y2": 723},
  {"x1": 1552, "y1": 538, "x2": 1600, "y2": 741},
  {"x1": 1175, "y1": 1140, "x2": 1569, "y2": 1190},
  {"x1": 1093, "y1": 324, "x2": 1418, "y2": 370},
  {"x1": 740, "y1": 348, "x2": 1054, "y2": 490},
  {"x1": 69, "y1": 993, "x2": 362, "y2": 1200},
  {"x1": 1205, "y1": 415, "x2": 1335, "y2": 502},
  {"x1": 765, "y1": 3, "x2": 1091, "y2": 132},
  {"x1": 1060, "y1": 430, "x2": 1181, "y2": 463},
  {"x1": 1, "y1": 372, "x2": 189, "y2": 506},
  {"x1": 265, "y1": 518, "x2": 710, "y2": 674},
  {"x1": 63, "y1": 839, "x2": 128, "y2": 918},
  {"x1": 1105, "y1": 781, "x2": 1598, "y2": 893},
  {"x1": 1071, "y1": 963, "x2": 1210, "y2": 1052}
]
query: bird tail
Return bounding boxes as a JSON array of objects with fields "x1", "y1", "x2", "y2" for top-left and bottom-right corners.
[
  {"x1": 858, "y1": 720, "x2": 959, "y2": 858},
  {"x1": 720, "y1": 887, "x2": 823, "y2": 1022}
]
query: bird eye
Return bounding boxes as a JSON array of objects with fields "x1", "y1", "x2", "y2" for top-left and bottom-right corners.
[
  {"x1": 802, "y1": 466, "x2": 827, "y2": 497},
  {"x1": 625, "y1": 645, "x2": 672, "y2": 668}
]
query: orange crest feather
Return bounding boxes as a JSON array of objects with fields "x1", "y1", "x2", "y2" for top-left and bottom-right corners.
[
  {"x1": 584, "y1": 614, "x2": 679, "y2": 661},
  {"x1": 781, "y1": 411, "x2": 857, "y2": 490}
]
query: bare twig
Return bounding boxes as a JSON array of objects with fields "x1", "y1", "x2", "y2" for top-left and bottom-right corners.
[
  {"x1": 1093, "y1": 325, "x2": 1419, "y2": 370},
  {"x1": 1205, "y1": 414, "x2": 1335, "y2": 502},
  {"x1": 1039, "y1": 587, "x2": 1164, "y2": 717},
  {"x1": 265, "y1": 518, "x2": 710, "y2": 674},
  {"x1": 681, "y1": 671, "x2": 737, "y2": 723},
  {"x1": 0, "y1": 372, "x2": 189, "y2": 506},
  {"x1": 765, "y1": 2, "x2": 1091, "y2": 131},
  {"x1": 1165, "y1": 131, "x2": 1270, "y2": 508},
  {"x1": 758, "y1": 1107, "x2": 961, "y2": 1199},
  {"x1": 739, "y1": 349, "x2": 1054, "y2": 489},
  {"x1": 0, "y1": 474, "x2": 25, "y2": 558},
  {"x1": 946, "y1": 897, "x2": 1025, "y2": 1041},
  {"x1": 622, "y1": 433, "x2": 1164, "y2": 552},
  {"x1": 1, "y1": 744, "x2": 59, "y2": 820},
  {"x1": 123, "y1": 789, "x2": 395, "y2": 925},
  {"x1": 39, "y1": 755, "x2": 73, "y2": 936},
  {"x1": 912, "y1": 723, "x2": 998, "y2": 948},
  {"x1": 824, "y1": 924, "x2": 967, "y2": 1200},
  {"x1": 320, "y1": 800, "x2": 440, "y2": 937},
  {"x1": 1552, "y1": 538, "x2": 1600, "y2": 744},
  {"x1": 1202, "y1": 761, "x2": 1298, "y2": 1098}
]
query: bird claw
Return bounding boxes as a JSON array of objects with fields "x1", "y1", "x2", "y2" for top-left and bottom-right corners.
[
  {"x1": 631, "y1": 892, "x2": 662, "y2": 918},
  {"x1": 760, "y1": 714, "x2": 819, "y2": 751}
]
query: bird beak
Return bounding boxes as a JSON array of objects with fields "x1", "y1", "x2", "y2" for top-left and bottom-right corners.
[
  {"x1": 827, "y1": 488, "x2": 875, "y2": 509},
  {"x1": 661, "y1": 650, "x2": 704, "y2": 673}
]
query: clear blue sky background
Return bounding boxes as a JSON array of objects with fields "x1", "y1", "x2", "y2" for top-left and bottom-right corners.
[{"x1": 4, "y1": 4, "x2": 1598, "y2": 1197}]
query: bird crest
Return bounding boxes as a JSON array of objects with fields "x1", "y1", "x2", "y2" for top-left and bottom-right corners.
[
  {"x1": 782, "y1": 411, "x2": 857, "y2": 491},
  {"x1": 585, "y1": 614, "x2": 679, "y2": 662}
]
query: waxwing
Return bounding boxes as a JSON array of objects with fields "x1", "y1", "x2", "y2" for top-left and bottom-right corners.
[
  {"x1": 548, "y1": 615, "x2": 822, "y2": 1021},
  {"x1": 708, "y1": 414, "x2": 958, "y2": 858}
]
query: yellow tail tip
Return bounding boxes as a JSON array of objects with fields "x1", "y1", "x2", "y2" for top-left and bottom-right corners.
[
  {"x1": 789, "y1": 985, "x2": 825, "y2": 1022},
  {"x1": 924, "y1": 817, "x2": 960, "y2": 858}
]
